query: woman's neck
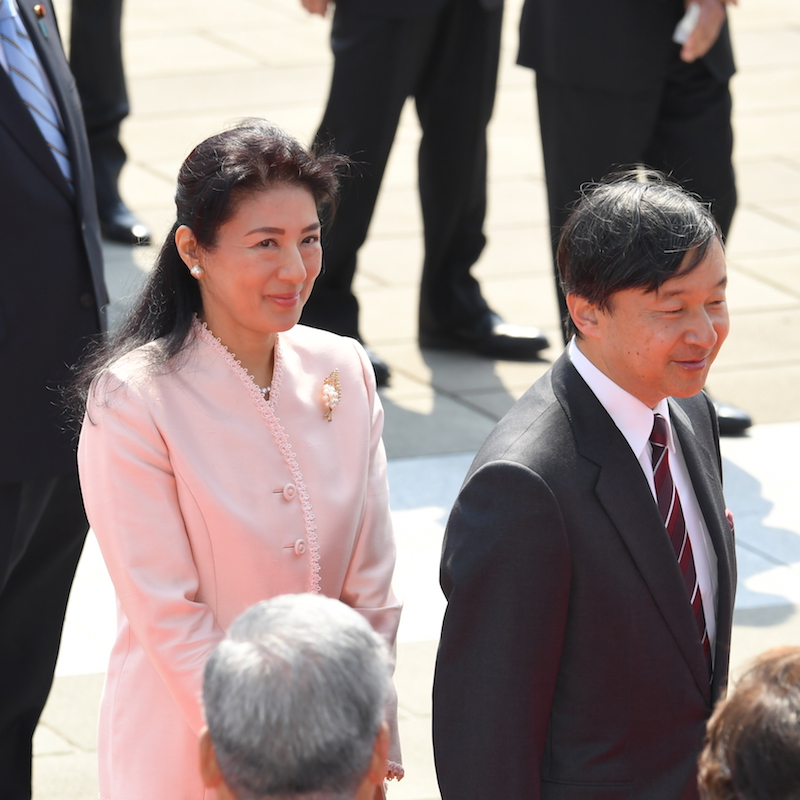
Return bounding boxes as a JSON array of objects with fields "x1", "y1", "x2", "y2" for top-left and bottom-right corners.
[{"x1": 199, "y1": 315, "x2": 276, "y2": 390}]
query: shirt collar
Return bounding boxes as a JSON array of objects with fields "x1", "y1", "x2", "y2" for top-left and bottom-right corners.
[{"x1": 568, "y1": 337, "x2": 673, "y2": 459}]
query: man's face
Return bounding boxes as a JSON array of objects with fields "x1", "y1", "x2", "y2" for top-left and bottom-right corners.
[{"x1": 577, "y1": 238, "x2": 729, "y2": 408}]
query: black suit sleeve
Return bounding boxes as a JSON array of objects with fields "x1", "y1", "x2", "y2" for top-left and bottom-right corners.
[{"x1": 433, "y1": 459, "x2": 571, "y2": 800}]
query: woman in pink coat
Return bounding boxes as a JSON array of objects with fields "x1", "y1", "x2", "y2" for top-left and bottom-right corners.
[{"x1": 77, "y1": 120, "x2": 402, "y2": 799}]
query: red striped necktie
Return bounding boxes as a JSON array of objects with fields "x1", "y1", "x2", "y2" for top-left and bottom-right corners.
[{"x1": 650, "y1": 413, "x2": 712, "y2": 679}]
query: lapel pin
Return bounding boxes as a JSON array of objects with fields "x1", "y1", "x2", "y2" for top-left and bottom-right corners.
[{"x1": 33, "y1": 4, "x2": 48, "y2": 37}]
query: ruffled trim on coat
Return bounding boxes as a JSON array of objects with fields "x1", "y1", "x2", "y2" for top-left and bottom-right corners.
[
  {"x1": 193, "y1": 319, "x2": 321, "y2": 593},
  {"x1": 386, "y1": 761, "x2": 405, "y2": 781}
]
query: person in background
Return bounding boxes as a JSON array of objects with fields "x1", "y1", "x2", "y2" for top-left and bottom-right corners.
[
  {"x1": 434, "y1": 173, "x2": 737, "y2": 800},
  {"x1": 201, "y1": 594, "x2": 391, "y2": 800},
  {"x1": 70, "y1": 0, "x2": 151, "y2": 245},
  {"x1": 298, "y1": 0, "x2": 550, "y2": 387},
  {"x1": 517, "y1": 0, "x2": 751, "y2": 434},
  {"x1": 698, "y1": 646, "x2": 800, "y2": 800},
  {"x1": 77, "y1": 119, "x2": 402, "y2": 799},
  {"x1": 0, "y1": 0, "x2": 108, "y2": 797}
]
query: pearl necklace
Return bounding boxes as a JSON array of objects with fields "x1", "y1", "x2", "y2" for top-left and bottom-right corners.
[{"x1": 259, "y1": 385, "x2": 271, "y2": 399}]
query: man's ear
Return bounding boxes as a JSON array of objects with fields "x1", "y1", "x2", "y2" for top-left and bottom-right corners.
[
  {"x1": 355, "y1": 721, "x2": 391, "y2": 800},
  {"x1": 567, "y1": 293, "x2": 602, "y2": 339},
  {"x1": 199, "y1": 727, "x2": 224, "y2": 789},
  {"x1": 175, "y1": 224, "x2": 199, "y2": 271},
  {"x1": 369, "y1": 721, "x2": 390, "y2": 783}
]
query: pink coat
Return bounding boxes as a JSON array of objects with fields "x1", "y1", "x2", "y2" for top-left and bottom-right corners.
[{"x1": 78, "y1": 322, "x2": 402, "y2": 799}]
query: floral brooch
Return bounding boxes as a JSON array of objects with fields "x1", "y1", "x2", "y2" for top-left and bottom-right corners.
[{"x1": 322, "y1": 369, "x2": 341, "y2": 422}]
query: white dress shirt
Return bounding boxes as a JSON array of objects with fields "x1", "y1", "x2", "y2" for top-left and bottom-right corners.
[{"x1": 568, "y1": 338, "x2": 719, "y2": 656}]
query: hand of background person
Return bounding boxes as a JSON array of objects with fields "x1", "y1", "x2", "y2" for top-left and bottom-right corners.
[
  {"x1": 680, "y1": 0, "x2": 736, "y2": 63},
  {"x1": 300, "y1": 0, "x2": 331, "y2": 16}
]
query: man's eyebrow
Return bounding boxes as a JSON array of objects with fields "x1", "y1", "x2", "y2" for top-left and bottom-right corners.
[{"x1": 658, "y1": 276, "x2": 727, "y2": 298}]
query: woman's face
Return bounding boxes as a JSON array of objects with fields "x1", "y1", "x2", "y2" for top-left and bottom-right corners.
[{"x1": 186, "y1": 183, "x2": 322, "y2": 345}]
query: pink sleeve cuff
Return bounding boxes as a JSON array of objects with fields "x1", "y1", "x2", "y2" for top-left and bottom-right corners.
[{"x1": 386, "y1": 760, "x2": 405, "y2": 781}]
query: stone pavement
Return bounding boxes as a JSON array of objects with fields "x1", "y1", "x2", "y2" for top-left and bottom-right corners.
[{"x1": 35, "y1": 0, "x2": 800, "y2": 797}]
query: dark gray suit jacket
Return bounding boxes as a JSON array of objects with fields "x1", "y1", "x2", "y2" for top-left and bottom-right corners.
[
  {"x1": 517, "y1": 0, "x2": 735, "y2": 93},
  {"x1": 433, "y1": 352, "x2": 736, "y2": 800},
  {"x1": 0, "y1": 0, "x2": 107, "y2": 482},
  {"x1": 337, "y1": 0, "x2": 502, "y2": 21}
]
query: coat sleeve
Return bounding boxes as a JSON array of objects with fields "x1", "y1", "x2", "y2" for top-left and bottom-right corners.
[
  {"x1": 433, "y1": 459, "x2": 572, "y2": 800},
  {"x1": 78, "y1": 373, "x2": 224, "y2": 736},
  {"x1": 338, "y1": 340, "x2": 404, "y2": 778}
]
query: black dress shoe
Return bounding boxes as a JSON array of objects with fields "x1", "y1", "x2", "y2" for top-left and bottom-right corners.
[
  {"x1": 364, "y1": 346, "x2": 391, "y2": 388},
  {"x1": 100, "y1": 201, "x2": 152, "y2": 246},
  {"x1": 713, "y1": 399, "x2": 752, "y2": 436},
  {"x1": 419, "y1": 312, "x2": 550, "y2": 361}
]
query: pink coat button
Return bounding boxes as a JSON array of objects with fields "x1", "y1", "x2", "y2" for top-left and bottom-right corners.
[
  {"x1": 282, "y1": 483, "x2": 297, "y2": 501},
  {"x1": 293, "y1": 539, "x2": 307, "y2": 556}
]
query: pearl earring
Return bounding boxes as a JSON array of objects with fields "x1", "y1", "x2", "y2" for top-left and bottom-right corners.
[{"x1": 190, "y1": 265, "x2": 204, "y2": 277}]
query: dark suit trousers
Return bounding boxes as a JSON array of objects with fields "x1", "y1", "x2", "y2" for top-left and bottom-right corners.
[
  {"x1": 300, "y1": 0, "x2": 503, "y2": 340},
  {"x1": 69, "y1": 0, "x2": 129, "y2": 212},
  {"x1": 537, "y1": 56, "x2": 736, "y2": 339},
  {"x1": 0, "y1": 470, "x2": 88, "y2": 800}
]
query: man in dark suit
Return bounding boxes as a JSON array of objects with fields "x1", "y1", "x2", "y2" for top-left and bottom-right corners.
[
  {"x1": 0, "y1": 1, "x2": 107, "y2": 796},
  {"x1": 433, "y1": 174, "x2": 737, "y2": 799},
  {"x1": 518, "y1": 0, "x2": 750, "y2": 434},
  {"x1": 69, "y1": 0, "x2": 151, "y2": 245},
  {"x1": 298, "y1": 0, "x2": 550, "y2": 386}
]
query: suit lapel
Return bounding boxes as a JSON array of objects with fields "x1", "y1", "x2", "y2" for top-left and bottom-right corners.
[
  {"x1": 670, "y1": 397, "x2": 737, "y2": 700},
  {"x1": 552, "y1": 356, "x2": 713, "y2": 702},
  {"x1": 0, "y1": 58, "x2": 66, "y2": 189}
]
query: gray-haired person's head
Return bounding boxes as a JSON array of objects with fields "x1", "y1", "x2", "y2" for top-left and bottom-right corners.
[{"x1": 201, "y1": 594, "x2": 391, "y2": 800}]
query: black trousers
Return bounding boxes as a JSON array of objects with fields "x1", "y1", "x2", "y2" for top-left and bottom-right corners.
[
  {"x1": 0, "y1": 469, "x2": 88, "y2": 800},
  {"x1": 300, "y1": 0, "x2": 503, "y2": 341},
  {"x1": 69, "y1": 0, "x2": 128, "y2": 214},
  {"x1": 537, "y1": 56, "x2": 736, "y2": 340}
]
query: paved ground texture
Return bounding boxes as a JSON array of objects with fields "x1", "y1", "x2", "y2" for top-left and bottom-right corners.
[{"x1": 34, "y1": 0, "x2": 800, "y2": 797}]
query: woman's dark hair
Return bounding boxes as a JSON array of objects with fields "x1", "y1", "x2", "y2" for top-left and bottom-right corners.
[
  {"x1": 74, "y1": 118, "x2": 345, "y2": 412},
  {"x1": 557, "y1": 170, "x2": 722, "y2": 338},
  {"x1": 698, "y1": 646, "x2": 800, "y2": 800}
]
